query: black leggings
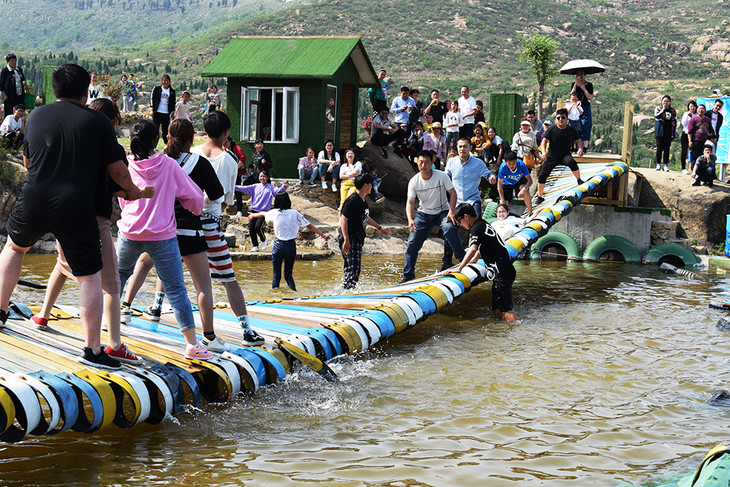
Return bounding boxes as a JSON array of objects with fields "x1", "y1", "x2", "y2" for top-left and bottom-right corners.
[
  {"x1": 248, "y1": 217, "x2": 266, "y2": 247},
  {"x1": 680, "y1": 133, "x2": 690, "y2": 170},
  {"x1": 655, "y1": 136, "x2": 672, "y2": 166}
]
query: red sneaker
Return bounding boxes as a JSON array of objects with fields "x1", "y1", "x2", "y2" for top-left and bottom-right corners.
[
  {"x1": 105, "y1": 343, "x2": 143, "y2": 365},
  {"x1": 31, "y1": 315, "x2": 49, "y2": 330}
]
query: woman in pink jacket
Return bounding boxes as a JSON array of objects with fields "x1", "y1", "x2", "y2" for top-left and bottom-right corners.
[{"x1": 116, "y1": 119, "x2": 212, "y2": 360}]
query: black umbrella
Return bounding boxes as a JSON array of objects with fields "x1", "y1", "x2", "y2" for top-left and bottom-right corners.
[{"x1": 559, "y1": 59, "x2": 606, "y2": 75}]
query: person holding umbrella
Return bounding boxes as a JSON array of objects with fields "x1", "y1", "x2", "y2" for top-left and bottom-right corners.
[{"x1": 560, "y1": 60, "x2": 604, "y2": 152}]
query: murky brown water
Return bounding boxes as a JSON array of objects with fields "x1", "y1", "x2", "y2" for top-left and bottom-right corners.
[{"x1": 1, "y1": 254, "x2": 729, "y2": 486}]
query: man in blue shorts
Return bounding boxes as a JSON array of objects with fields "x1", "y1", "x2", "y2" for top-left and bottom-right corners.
[{"x1": 0, "y1": 64, "x2": 148, "y2": 369}]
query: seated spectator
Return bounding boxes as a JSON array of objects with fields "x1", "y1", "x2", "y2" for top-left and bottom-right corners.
[
  {"x1": 497, "y1": 151, "x2": 533, "y2": 215},
  {"x1": 368, "y1": 165, "x2": 386, "y2": 203},
  {"x1": 317, "y1": 139, "x2": 341, "y2": 191},
  {"x1": 391, "y1": 85, "x2": 416, "y2": 141},
  {"x1": 491, "y1": 203, "x2": 526, "y2": 240},
  {"x1": 0, "y1": 103, "x2": 24, "y2": 152},
  {"x1": 471, "y1": 122, "x2": 490, "y2": 160},
  {"x1": 339, "y1": 147, "x2": 363, "y2": 210},
  {"x1": 422, "y1": 122, "x2": 447, "y2": 168},
  {"x1": 403, "y1": 121, "x2": 424, "y2": 163},
  {"x1": 691, "y1": 142, "x2": 716, "y2": 187},
  {"x1": 512, "y1": 119, "x2": 539, "y2": 170},
  {"x1": 370, "y1": 107, "x2": 406, "y2": 159},
  {"x1": 297, "y1": 147, "x2": 319, "y2": 185},
  {"x1": 485, "y1": 126, "x2": 507, "y2": 171}
]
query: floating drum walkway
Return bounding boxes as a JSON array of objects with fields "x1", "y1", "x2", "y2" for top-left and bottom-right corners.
[
  {"x1": 0, "y1": 265, "x2": 489, "y2": 443},
  {"x1": 0, "y1": 154, "x2": 637, "y2": 443}
]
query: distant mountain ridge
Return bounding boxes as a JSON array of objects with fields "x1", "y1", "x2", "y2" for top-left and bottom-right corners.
[{"x1": 1, "y1": 0, "x2": 298, "y2": 51}]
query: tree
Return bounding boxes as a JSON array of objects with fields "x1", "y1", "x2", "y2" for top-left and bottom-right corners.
[{"x1": 519, "y1": 32, "x2": 559, "y2": 121}]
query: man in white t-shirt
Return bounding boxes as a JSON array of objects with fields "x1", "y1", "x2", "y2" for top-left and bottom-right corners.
[
  {"x1": 86, "y1": 72, "x2": 104, "y2": 106},
  {"x1": 458, "y1": 85, "x2": 478, "y2": 140},
  {"x1": 191, "y1": 111, "x2": 264, "y2": 347},
  {"x1": 0, "y1": 103, "x2": 24, "y2": 151},
  {"x1": 402, "y1": 150, "x2": 464, "y2": 282}
]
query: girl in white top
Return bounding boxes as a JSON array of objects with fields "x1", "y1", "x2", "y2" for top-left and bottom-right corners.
[
  {"x1": 338, "y1": 147, "x2": 363, "y2": 210},
  {"x1": 249, "y1": 192, "x2": 329, "y2": 291},
  {"x1": 491, "y1": 203, "x2": 526, "y2": 240},
  {"x1": 174, "y1": 91, "x2": 193, "y2": 121},
  {"x1": 317, "y1": 139, "x2": 341, "y2": 191},
  {"x1": 680, "y1": 100, "x2": 698, "y2": 174},
  {"x1": 443, "y1": 100, "x2": 463, "y2": 152}
]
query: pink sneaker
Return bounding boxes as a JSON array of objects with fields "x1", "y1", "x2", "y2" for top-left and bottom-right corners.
[
  {"x1": 184, "y1": 342, "x2": 212, "y2": 361},
  {"x1": 105, "y1": 343, "x2": 143, "y2": 365}
]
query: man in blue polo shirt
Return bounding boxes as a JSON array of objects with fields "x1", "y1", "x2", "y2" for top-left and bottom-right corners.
[
  {"x1": 390, "y1": 86, "x2": 416, "y2": 156},
  {"x1": 442, "y1": 137, "x2": 497, "y2": 270}
]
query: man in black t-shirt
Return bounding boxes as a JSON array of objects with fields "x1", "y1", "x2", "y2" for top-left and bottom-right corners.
[
  {"x1": 0, "y1": 64, "x2": 146, "y2": 369},
  {"x1": 448, "y1": 203, "x2": 517, "y2": 322},
  {"x1": 339, "y1": 173, "x2": 390, "y2": 289},
  {"x1": 424, "y1": 89, "x2": 448, "y2": 125},
  {"x1": 534, "y1": 108, "x2": 584, "y2": 205}
]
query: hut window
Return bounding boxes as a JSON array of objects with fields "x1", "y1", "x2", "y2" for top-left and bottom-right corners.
[{"x1": 241, "y1": 86, "x2": 300, "y2": 143}]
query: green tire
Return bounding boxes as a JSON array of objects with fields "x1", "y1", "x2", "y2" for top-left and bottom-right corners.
[
  {"x1": 643, "y1": 243, "x2": 700, "y2": 268},
  {"x1": 583, "y1": 235, "x2": 641, "y2": 263},
  {"x1": 528, "y1": 231, "x2": 582, "y2": 260}
]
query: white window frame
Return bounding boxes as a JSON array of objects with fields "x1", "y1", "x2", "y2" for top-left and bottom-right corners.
[{"x1": 240, "y1": 85, "x2": 300, "y2": 143}]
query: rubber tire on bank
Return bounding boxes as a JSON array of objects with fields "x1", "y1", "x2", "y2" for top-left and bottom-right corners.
[
  {"x1": 528, "y1": 231, "x2": 582, "y2": 261},
  {"x1": 583, "y1": 235, "x2": 641, "y2": 263},
  {"x1": 642, "y1": 243, "x2": 701, "y2": 268}
]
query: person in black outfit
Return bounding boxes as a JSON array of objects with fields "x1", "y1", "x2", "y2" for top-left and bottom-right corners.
[
  {"x1": 424, "y1": 89, "x2": 448, "y2": 126},
  {"x1": 150, "y1": 74, "x2": 176, "y2": 144},
  {"x1": 448, "y1": 203, "x2": 517, "y2": 322},
  {"x1": 339, "y1": 173, "x2": 389, "y2": 289},
  {"x1": 0, "y1": 53, "x2": 26, "y2": 118},
  {"x1": 241, "y1": 138, "x2": 274, "y2": 185},
  {"x1": 0, "y1": 64, "x2": 146, "y2": 368},
  {"x1": 535, "y1": 108, "x2": 584, "y2": 204}
]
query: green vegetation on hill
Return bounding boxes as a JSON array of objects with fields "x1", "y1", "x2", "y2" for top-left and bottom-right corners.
[{"x1": 0, "y1": 0, "x2": 298, "y2": 51}]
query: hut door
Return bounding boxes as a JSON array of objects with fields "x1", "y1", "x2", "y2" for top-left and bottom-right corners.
[
  {"x1": 339, "y1": 83, "x2": 354, "y2": 148},
  {"x1": 325, "y1": 85, "x2": 337, "y2": 142}
]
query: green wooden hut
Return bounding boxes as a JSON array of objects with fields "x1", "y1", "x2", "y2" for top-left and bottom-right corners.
[{"x1": 201, "y1": 36, "x2": 379, "y2": 178}]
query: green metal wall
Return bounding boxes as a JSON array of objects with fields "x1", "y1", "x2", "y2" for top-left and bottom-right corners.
[{"x1": 489, "y1": 93, "x2": 522, "y2": 144}]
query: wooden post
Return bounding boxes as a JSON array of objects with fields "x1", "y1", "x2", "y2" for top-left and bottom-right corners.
[
  {"x1": 616, "y1": 101, "x2": 634, "y2": 206},
  {"x1": 621, "y1": 101, "x2": 634, "y2": 167}
]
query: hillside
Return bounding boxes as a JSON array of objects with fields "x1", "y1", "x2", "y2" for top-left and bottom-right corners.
[
  {"x1": 0, "y1": 0, "x2": 299, "y2": 51},
  {"x1": 6, "y1": 0, "x2": 730, "y2": 165}
]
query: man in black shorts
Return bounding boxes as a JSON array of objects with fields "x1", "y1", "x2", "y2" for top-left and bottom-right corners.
[
  {"x1": 534, "y1": 108, "x2": 584, "y2": 205},
  {"x1": 448, "y1": 203, "x2": 518, "y2": 322},
  {"x1": 0, "y1": 64, "x2": 148, "y2": 369}
]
